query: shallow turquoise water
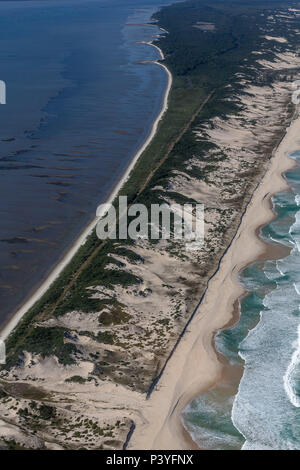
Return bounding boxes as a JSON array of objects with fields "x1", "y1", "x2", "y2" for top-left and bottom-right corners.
[{"x1": 182, "y1": 151, "x2": 300, "y2": 450}]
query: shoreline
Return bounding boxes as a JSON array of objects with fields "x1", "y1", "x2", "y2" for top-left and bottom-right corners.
[
  {"x1": 129, "y1": 112, "x2": 300, "y2": 450},
  {"x1": 0, "y1": 34, "x2": 172, "y2": 342}
]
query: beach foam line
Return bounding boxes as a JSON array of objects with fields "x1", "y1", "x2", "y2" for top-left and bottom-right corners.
[
  {"x1": 0, "y1": 35, "x2": 172, "y2": 342},
  {"x1": 283, "y1": 323, "x2": 300, "y2": 408},
  {"x1": 228, "y1": 152, "x2": 300, "y2": 448}
]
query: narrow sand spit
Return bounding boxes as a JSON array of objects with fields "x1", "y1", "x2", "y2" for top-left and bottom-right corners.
[
  {"x1": 0, "y1": 37, "x2": 172, "y2": 343},
  {"x1": 129, "y1": 114, "x2": 300, "y2": 450}
]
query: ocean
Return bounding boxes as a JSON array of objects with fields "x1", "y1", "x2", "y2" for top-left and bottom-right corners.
[
  {"x1": 0, "y1": 0, "x2": 172, "y2": 327},
  {"x1": 182, "y1": 151, "x2": 300, "y2": 450}
]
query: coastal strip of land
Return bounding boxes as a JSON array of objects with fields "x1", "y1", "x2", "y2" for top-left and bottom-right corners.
[
  {"x1": 0, "y1": 34, "x2": 172, "y2": 343},
  {"x1": 2, "y1": 1, "x2": 300, "y2": 451},
  {"x1": 129, "y1": 113, "x2": 300, "y2": 450}
]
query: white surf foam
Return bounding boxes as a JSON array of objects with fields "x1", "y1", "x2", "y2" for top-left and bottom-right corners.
[{"x1": 283, "y1": 324, "x2": 300, "y2": 408}]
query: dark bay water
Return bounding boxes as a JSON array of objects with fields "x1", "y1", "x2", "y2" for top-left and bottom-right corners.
[{"x1": 0, "y1": 0, "x2": 171, "y2": 326}]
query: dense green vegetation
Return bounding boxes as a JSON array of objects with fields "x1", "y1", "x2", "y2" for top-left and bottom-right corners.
[{"x1": 154, "y1": 0, "x2": 294, "y2": 77}]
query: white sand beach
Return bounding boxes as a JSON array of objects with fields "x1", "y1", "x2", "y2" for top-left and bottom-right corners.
[{"x1": 128, "y1": 113, "x2": 300, "y2": 450}]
